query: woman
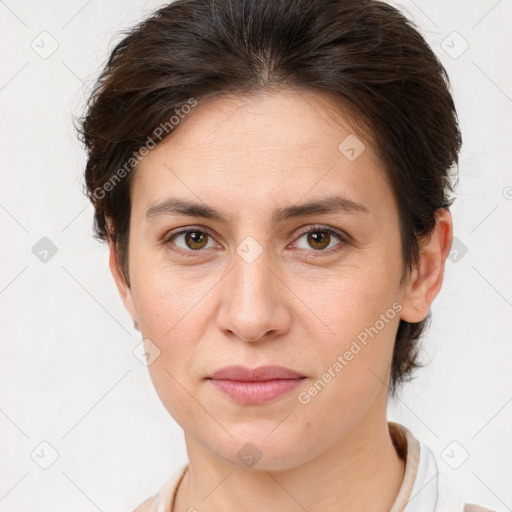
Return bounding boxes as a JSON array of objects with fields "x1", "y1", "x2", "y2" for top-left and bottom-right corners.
[{"x1": 78, "y1": 0, "x2": 496, "y2": 510}]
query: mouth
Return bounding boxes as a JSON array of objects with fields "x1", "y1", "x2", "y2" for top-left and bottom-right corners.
[{"x1": 205, "y1": 365, "x2": 307, "y2": 405}]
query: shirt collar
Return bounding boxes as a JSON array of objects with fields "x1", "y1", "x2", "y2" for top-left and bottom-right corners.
[
  {"x1": 388, "y1": 421, "x2": 466, "y2": 512},
  {"x1": 156, "y1": 421, "x2": 467, "y2": 512}
]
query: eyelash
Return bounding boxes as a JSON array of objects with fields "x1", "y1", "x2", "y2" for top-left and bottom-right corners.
[{"x1": 163, "y1": 225, "x2": 350, "y2": 259}]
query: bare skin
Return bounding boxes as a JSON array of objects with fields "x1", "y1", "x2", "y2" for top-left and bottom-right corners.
[{"x1": 110, "y1": 87, "x2": 453, "y2": 512}]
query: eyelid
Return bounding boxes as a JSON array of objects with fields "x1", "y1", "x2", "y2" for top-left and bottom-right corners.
[
  {"x1": 164, "y1": 224, "x2": 216, "y2": 238},
  {"x1": 293, "y1": 224, "x2": 348, "y2": 240}
]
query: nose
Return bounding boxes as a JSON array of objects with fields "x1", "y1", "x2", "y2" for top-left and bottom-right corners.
[{"x1": 216, "y1": 249, "x2": 291, "y2": 343}]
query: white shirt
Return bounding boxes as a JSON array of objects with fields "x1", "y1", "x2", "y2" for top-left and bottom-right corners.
[
  {"x1": 388, "y1": 422, "x2": 474, "y2": 512},
  {"x1": 139, "y1": 421, "x2": 493, "y2": 512}
]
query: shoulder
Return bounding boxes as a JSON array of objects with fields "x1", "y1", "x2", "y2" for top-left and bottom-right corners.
[
  {"x1": 132, "y1": 494, "x2": 157, "y2": 512},
  {"x1": 436, "y1": 470, "x2": 497, "y2": 512},
  {"x1": 463, "y1": 504, "x2": 497, "y2": 512}
]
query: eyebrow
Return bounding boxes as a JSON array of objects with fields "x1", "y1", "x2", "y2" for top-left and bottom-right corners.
[{"x1": 145, "y1": 194, "x2": 370, "y2": 224}]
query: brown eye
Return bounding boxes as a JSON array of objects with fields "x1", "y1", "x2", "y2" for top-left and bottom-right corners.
[
  {"x1": 166, "y1": 229, "x2": 217, "y2": 254},
  {"x1": 293, "y1": 226, "x2": 347, "y2": 254},
  {"x1": 184, "y1": 231, "x2": 209, "y2": 250},
  {"x1": 306, "y1": 231, "x2": 331, "y2": 250}
]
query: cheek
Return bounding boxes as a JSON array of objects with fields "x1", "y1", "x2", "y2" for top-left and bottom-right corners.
[
  {"x1": 296, "y1": 298, "x2": 399, "y2": 445},
  {"x1": 295, "y1": 249, "x2": 401, "y2": 397},
  {"x1": 134, "y1": 274, "x2": 209, "y2": 425},
  {"x1": 130, "y1": 262, "x2": 218, "y2": 390},
  {"x1": 299, "y1": 250, "x2": 401, "y2": 340},
  {"x1": 132, "y1": 256, "x2": 210, "y2": 340}
]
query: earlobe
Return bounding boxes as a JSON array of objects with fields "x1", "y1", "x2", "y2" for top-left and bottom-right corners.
[
  {"x1": 399, "y1": 209, "x2": 453, "y2": 323},
  {"x1": 108, "y1": 240, "x2": 139, "y2": 329}
]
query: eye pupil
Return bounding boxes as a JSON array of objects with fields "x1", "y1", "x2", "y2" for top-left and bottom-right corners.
[
  {"x1": 185, "y1": 231, "x2": 208, "y2": 250},
  {"x1": 308, "y1": 231, "x2": 330, "y2": 250}
]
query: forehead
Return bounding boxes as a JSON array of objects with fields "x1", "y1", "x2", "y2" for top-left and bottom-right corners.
[
  {"x1": 131, "y1": 88, "x2": 392, "y2": 218},
  {"x1": 150, "y1": 88, "x2": 371, "y2": 159}
]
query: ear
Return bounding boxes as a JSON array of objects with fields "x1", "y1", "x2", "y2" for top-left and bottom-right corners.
[
  {"x1": 399, "y1": 208, "x2": 453, "y2": 323},
  {"x1": 108, "y1": 240, "x2": 140, "y2": 331}
]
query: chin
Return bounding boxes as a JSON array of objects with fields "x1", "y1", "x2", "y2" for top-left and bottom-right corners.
[{"x1": 201, "y1": 424, "x2": 315, "y2": 471}]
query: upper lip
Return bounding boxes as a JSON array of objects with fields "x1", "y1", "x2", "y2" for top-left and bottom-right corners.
[{"x1": 208, "y1": 365, "x2": 305, "y2": 381}]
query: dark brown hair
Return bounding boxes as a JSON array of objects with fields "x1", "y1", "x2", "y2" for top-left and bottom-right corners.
[{"x1": 78, "y1": 0, "x2": 461, "y2": 398}]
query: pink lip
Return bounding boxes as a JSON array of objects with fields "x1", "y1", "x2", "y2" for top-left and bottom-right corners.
[
  {"x1": 206, "y1": 365, "x2": 306, "y2": 405},
  {"x1": 209, "y1": 365, "x2": 305, "y2": 381}
]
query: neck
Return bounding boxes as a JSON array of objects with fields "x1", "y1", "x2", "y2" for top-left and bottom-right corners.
[{"x1": 174, "y1": 412, "x2": 405, "y2": 512}]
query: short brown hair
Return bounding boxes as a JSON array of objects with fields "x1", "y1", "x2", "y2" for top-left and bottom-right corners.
[{"x1": 78, "y1": 0, "x2": 461, "y2": 398}]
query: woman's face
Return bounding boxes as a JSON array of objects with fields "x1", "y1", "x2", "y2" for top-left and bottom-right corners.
[{"x1": 113, "y1": 88, "x2": 419, "y2": 469}]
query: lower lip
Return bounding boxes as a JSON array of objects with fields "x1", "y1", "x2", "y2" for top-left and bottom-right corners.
[{"x1": 208, "y1": 378, "x2": 305, "y2": 405}]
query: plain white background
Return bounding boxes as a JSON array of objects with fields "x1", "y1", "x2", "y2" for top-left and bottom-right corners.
[{"x1": 0, "y1": 0, "x2": 511, "y2": 510}]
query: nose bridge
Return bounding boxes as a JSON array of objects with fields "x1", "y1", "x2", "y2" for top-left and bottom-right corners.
[
  {"x1": 231, "y1": 244, "x2": 275, "y2": 312},
  {"x1": 218, "y1": 240, "x2": 288, "y2": 341}
]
